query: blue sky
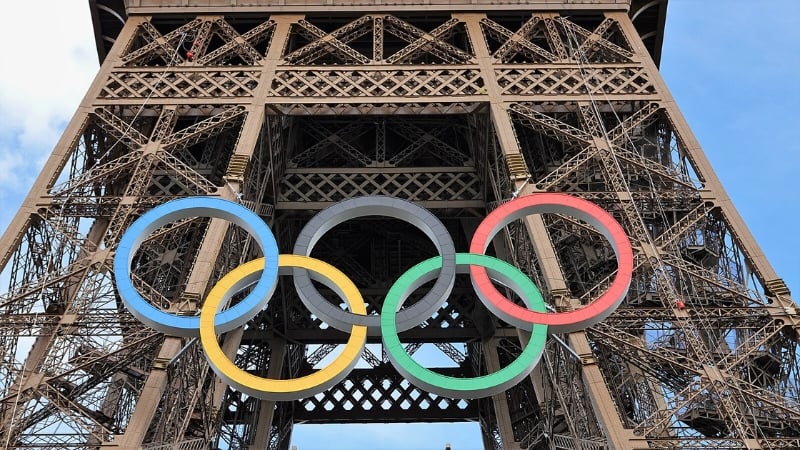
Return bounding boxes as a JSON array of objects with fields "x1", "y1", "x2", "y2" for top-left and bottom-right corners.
[{"x1": 0, "y1": 1, "x2": 797, "y2": 449}]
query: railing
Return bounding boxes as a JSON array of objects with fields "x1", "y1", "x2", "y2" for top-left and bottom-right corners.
[
  {"x1": 124, "y1": 0, "x2": 631, "y2": 11},
  {"x1": 141, "y1": 438, "x2": 207, "y2": 450}
]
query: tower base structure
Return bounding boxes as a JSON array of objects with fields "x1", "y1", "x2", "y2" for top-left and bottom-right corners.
[{"x1": 0, "y1": 1, "x2": 798, "y2": 449}]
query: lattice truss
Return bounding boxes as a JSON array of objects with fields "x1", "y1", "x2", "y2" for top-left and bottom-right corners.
[
  {"x1": 487, "y1": 15, "x2": 800, "y2": 446},
  {"x1": 0, "y1": 82, "x2": 254, "y2": 447},
  {"x1": 504, "y1": 96, "x2": 800, "y2": 448},
  {"x1": 0, "y1": 7, "x2": 797, "y2": 450}
]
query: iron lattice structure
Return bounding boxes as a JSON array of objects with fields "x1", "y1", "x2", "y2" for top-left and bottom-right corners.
[{"x1": 0, "y1": 1, "x2": 798, "y2": 449}]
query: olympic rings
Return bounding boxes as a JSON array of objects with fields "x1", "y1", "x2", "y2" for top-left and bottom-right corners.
[
  {"x1": 113, "y1": 197, "x2": 279, "y2": 337},
  {"x1": 293, "y1": 196, "x2": 456, "y2": 336},
  {"x1": 381, "y1": 253, "x2": 547, "y2": 399},
  {"x1": 114, "y1": 193, "x2": 633, "y2": 400},
  {"x1": 200, "y1": 255, "x2": 367, "y2": 401},
  {"x1": 469, "y1": 193, "x2": 634, "y2": 334}
]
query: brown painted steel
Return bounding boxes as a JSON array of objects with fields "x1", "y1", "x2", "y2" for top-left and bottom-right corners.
[{"x1": 0, "y1": 1, "x2": 797, "y2": 449}]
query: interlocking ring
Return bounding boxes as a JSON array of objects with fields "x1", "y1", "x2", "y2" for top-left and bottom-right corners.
[
  {"x1": 114, "y1": 193, "x2": 633, "y2": 400},
  {"x1": 113, "y1": 197, "x2": 279, "y2": 337},
  {"x1": 381, "y1": 253, "x2": 547, "y2": 399},
  {"x1": 469, "y1": 193, "x2": 634, "y2": 334},
  {"x1": 200, "y1": 255, "x2": 367, "y2": 401},
  {"x1": 293, "y1": 196, "x2": 456, "y2": 335}
]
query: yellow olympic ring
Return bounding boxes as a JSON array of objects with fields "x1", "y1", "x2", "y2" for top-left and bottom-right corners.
[{"x1": 199, "y1": 254, "x2": 367, "y2": 401}]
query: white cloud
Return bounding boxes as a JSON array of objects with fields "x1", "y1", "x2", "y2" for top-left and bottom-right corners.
[
  {"x1": 0, "y1": 1, "x2": 96, "y2": 145},
  {"x1": 0, "y1": 0, "x2": 96, "y2": 228}
]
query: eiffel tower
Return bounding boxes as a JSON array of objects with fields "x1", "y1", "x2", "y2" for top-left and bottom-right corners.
[{"x1": 0, "y1": 1, "x2": 798, "y2": 449}]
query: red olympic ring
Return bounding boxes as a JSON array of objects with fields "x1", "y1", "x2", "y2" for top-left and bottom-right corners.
[{"x1": 469, "y1": 193, "x2": 634, "y2": 333}]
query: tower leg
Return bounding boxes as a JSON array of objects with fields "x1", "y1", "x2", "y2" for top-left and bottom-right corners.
[
  {"x1": 249, "y1": 341, "x2": 286, "y2": 450},
  {"x1": 484, "y1": 338, "x2": 523, "y2": 450}
]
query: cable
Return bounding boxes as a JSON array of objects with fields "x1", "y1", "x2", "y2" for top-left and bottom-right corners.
[
  {"x1": 97, "y1": 31, "x2": 189, "y2": 164},
  {"x1": 51, "y1": 30, "x2": 190, "y2": 202},
  {"x1": 561, "y1": 18, "x2": 684, "y2": 310}
]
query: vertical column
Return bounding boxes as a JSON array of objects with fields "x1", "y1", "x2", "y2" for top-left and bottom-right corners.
[
  {"x1": 458, "y1": 15, "x2": 528, "y2": 448},
  {"x1": 610, "y1": 12, "x2": 784, "y2": 449},
  {"x1": 483, "y1": 339, "x2": 522, "y2": 450},
  {"x1": 248, "y1": 341, "x2": 286, "y2": 450},
  {"x1": 117, "y1": 14, "x2": 298, "y2": 447},
  {"x1": 610, "y1": 10, "x2": 793, "y2": 308},
  {"x1": 118, "y1": 214, "x2": 236, "y2": 448},
  {"x1": 460, "y1": 11, "x2": 640, "y2": 450},
  {"x1": 224, "y1": 16, "x2": 299, "y2": 449},
  {"x1": 0, "y1": 16, "x2": 148, "y2": 443}
]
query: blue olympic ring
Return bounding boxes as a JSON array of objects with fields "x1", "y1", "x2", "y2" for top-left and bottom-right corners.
[{"x1": 113, "y1": 197, "x2": 279, "y2": 337}]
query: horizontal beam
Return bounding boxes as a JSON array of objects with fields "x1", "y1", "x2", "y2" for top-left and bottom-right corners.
[
  {"x1": 277, "y1": 200, "x2": 485, "y2": 210},
  {"x1": 245, "y1": 327, "x2": 517, "y2": 344},
  {"x1": 92, "y1": 94, "x2": 659, "y2": 108},
  {"x1": 124, "y1": 1, "x2": 631, "y2": 14},
  {"x1": 284, "y1": 166, "x2": 476, "y2": 174}
]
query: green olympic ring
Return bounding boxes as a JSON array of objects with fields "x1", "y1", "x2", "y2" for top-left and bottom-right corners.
[{"x1": 381, "y1": 253, "x2": 548, "y2": 399}]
